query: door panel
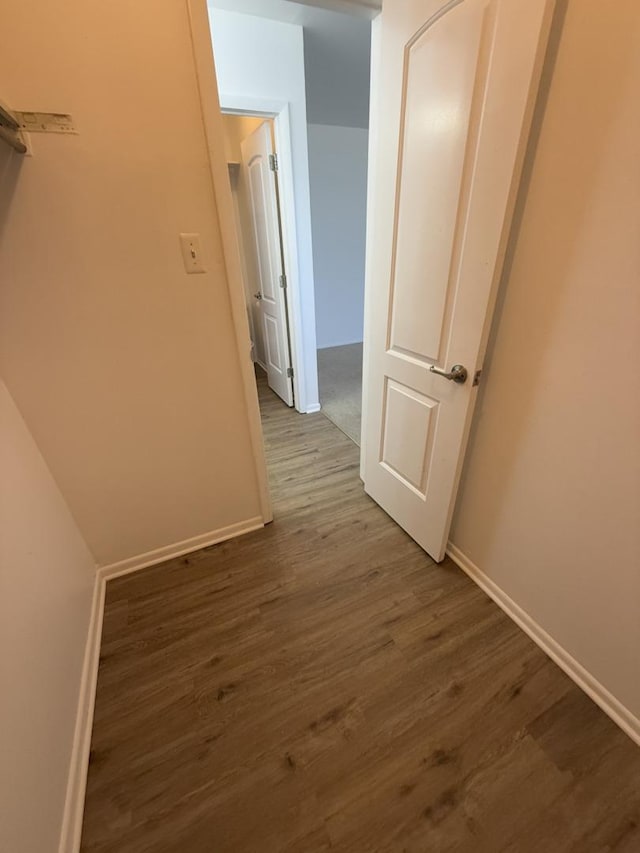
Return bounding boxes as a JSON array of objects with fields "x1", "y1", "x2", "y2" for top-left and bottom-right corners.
[
  {"x1": 242, "y1": 123, "x2": 293, "y2": 406},
  {"x1": 381, "y1": 379, "x2": 439, "y2": 496},
  {"x1": 362, "y1": 0, "x2": 554, "y2": 560},
  {"x1": 264, "y1": 314, "x2": 282, "y2": 372},
  {"x1": 389, "y1": 2, "x2": 484, "y2": 364}
]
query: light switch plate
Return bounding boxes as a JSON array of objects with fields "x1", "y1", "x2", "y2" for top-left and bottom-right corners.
[{"x1": 179, "y1": 233, "x2": 206, "y2": 274}]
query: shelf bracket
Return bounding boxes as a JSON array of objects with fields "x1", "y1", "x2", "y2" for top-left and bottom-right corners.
[{"x1": 0, "y1": 102, "x2": 27, "y2": 154}]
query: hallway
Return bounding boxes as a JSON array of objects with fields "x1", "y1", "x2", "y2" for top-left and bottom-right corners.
[
  {"x1": 81, "y1": 379, "x2": 640, "y2": 852},
  {"x1": 317, "y1": 342, "x2": 363, "y2": 445}
]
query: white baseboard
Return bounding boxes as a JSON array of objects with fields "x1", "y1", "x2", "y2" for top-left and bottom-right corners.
[
  {"x1": 58, "y1": 572, "x2": 105, "y2": 853},
  {"x1": 305, "y1": 403, "x2": 322, "y2": 414},
  {"x1": 446, "y1": 542, "x2": 640, "y2": 747},
  {"x1": 99, "y1": 516, "x2": 264, "y2": 581},
  {"x1": 58, "y1": 515, "x2": 265, "y2": 852}
]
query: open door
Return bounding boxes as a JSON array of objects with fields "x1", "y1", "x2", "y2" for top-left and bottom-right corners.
[
  {"x1": 241, "y1": 122, "x2": 294, "y2": 406},
  {"x1": 362, "y1": 0, "x2": 554, "y2": 560}
]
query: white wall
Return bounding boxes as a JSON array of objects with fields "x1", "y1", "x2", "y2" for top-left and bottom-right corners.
[
  {"x1": 209, "y1": 8, "x2": 319, "y2": 411},
  {"x1": 0, "y1": 380, "x2": 95, "y2": 853},
  {"x1": 301, "y1": 9, "x2": 370, "y2": 351},
  {"x1": 0, "y1": 0, "x2": 264, "y2": 568},
  {"x1": 450, "y1": 0, "x2": 640, "y2": 725},
  {"x1": 308, "y1": 123, "x2": 368, "y2": 348},
  {"x1": 303, "y1": 12, "x2": 371, "y2": 128}
]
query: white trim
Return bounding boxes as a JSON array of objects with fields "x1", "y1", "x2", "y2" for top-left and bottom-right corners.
[
  {"x1": 360, "y1": 12, "x2": 382, "y2": 479},
  {"x1": 218, "y1": 92, "x2": 320, "y2": 415},
  {"x1": 58, "y1": 514, "x2": 264, "y2": 852},
  {"x1": 306, "y1": 403, "x2": 322, "y2": 414},
  {"x1": 186, "y1": 0, "x2": 272, "y2": 520},
  {"x1": 446, "y1": 542, "x2": 640, "y2": 747},
  {"x1": 58, "y1": 572, "x2": 105, "y2": 853},
  {"x1": 99, "y1": 517, "x2": 264, "y2": 580}
]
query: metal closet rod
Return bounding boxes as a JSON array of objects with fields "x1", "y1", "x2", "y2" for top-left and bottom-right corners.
[{"x1": 0, "y1": 103, "x2": 27, "y2": 154}]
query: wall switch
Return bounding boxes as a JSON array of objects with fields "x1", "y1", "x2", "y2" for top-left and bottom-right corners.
[{"x1": 179, "y1": 233, "x2": 206, "y2": 274}]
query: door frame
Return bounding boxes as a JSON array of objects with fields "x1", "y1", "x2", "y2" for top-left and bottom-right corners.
[
  {"x1": 360, "y1": 11, "x2": 382, "y2": 477},
  {"x1": 221, "y1": 101, "x2": 304, "y2": 409},
  {"x1": 187, "y1": 0, "x2": 272, "y2": 522}
]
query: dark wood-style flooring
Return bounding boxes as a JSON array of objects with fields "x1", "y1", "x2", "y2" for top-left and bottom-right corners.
[{"x1": 81, "y1": 373, "x2": 640, "y2": 852}]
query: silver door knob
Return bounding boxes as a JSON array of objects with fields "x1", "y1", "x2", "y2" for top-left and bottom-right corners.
[
  {"x1": 254, "y1": 291, "x2": 263, "y2": 301},
  {"x1": 430, "y1": 363, "x2": 468, "y2": 384}
]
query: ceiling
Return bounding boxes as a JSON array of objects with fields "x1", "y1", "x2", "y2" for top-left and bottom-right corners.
[
  {"x1": 291, "y1": 0, "x2": 381, "y2": 17},
  {"x1": 209, "y1": 0, "x2": 380, "y2": 22}
]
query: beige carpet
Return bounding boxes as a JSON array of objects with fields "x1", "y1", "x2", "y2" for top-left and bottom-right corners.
[{"x1": 317, "y1": 343, "x2": 363, "y2": 445}]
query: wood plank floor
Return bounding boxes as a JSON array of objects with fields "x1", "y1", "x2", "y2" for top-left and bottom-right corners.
[{"x1": 81, "y1": 374, "x2": 640, "y2": 852}]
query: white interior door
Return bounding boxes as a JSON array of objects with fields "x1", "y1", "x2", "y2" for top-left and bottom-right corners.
[
  {"x1": 226, "y1": 164, "x2": 263, "y2": 366},
  {"x1": 241, "y1": 122, "x2": 294, "y2": 406},
  {"x1": 362, "y1": 0, "x2": 554, "y2": 561}
]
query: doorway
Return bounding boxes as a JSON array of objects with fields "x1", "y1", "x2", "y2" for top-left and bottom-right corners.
[
  {"x1": 190, "y1": 0, "x2": 553, "y2": 561},
  {"x1": 208, "y1": 1, "x2": 372, "y2": 439},
  {"x1": 310, "y1": 117, "x2": 369, "y2": 446}
]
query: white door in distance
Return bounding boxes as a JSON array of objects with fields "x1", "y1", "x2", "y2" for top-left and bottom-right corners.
[{"x1": 241, "y1": 122, "x2": 293, "y2": 406}]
